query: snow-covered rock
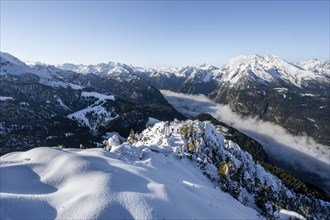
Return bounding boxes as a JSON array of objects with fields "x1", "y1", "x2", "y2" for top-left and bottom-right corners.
[{"x1": 2, "y1": 120, "x2": 328, "y2": 219}]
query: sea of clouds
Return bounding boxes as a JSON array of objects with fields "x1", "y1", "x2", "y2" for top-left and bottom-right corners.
[{"x1": 161, "y1": 90, "x2": 330, "y2": 192}]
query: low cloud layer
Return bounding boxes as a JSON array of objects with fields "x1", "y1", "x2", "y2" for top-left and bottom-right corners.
[{"x1": 162, "y1": 90, "x2": 330, "y2": 192}]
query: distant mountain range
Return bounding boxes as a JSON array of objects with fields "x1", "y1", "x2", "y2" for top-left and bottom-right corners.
[
  {"x1": 0, "y1": 52, "x2": 184, "y2": 155},
  {"x1": 1, "y1": 51, "x2": 328, "y2": 149},
  {"x1": 55, "y1": 55, "x2": 330, "y2": 146}
]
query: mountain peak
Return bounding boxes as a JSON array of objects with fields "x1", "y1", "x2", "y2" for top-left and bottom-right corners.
[
  {"x1": 0, "y1": 52, "x2": 28, "y2": 67},
  {"x1": 227, "y1": 54, "x2": 285, "y2": 66}
]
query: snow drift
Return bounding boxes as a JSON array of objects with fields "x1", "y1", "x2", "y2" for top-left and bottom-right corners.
[{"x1": 0, "y1": 147, "x2": 258, "y2": 219}]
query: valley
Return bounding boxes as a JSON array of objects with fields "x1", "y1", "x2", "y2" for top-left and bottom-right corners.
[{"x1": 161, "y1": 90, "x2": 330, "y2": 194}]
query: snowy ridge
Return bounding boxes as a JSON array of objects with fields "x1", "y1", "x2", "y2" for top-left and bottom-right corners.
[
  {"x1": 56, "y1": 62, "x2": 132, "y2": 77},
  {"x1": 1, "y1": 120, "x2": 328, "y2": 219},
  {"x1": 0, "y1": 52, "x2": 83, "y2": 89},
  {"x1": 54, "y1": 54, "x2": 329, "y2": 89},
  {"x1": 218, "y1": 54, "x2": 328, "y2": 87},
  {"x1": 298, "y1": 59, "x2": 330, "y2": 77},
  {"x1": 1, "y1": 52, "x2": 34, "y2": 76},
  {"x1": 131, "y1": 120, "x2": 328, "y2": 219},
  {"x1": 1, "y1": 52, "x2": 27, "y2": 66}
]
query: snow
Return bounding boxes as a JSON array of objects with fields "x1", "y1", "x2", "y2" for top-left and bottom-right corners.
[
  {"x1": 67, "y1": 104, "x2": 116, "y2": 131},
  {"x1": 273, "y1": 87, "x2": 288, "y2": 92},
  {"x1": 0, "y1": 96, "x2": 14, "y2": 101},
  {"x1": 0, "y1": 53, "x2": 32, "y2": 76},
  {"x1": 81, "y1": 91, "x2": 115, "y2": 101},
  {"x1": 300, "y1": 93, "x2": 316, "y2": 97},
  {"x1": 0, "y1": 52, "x2": 86, "y2": 90},
  {"x1": 67, "y1": 91, "x2": 117, "y2": 131},
  {"x1": 1, "y1": 119, "x2": 328, "y2": 219},
  {"x1": 298, "y1": 59, "x2": 330, "y2": 77},
  {"x1": 219, "y1": 54, "x2": 329, "y2": 87},
  {"x1": 0, "y1": 145, "x2": 258, "y2": 219},
  {"x1": 0, "y1": 52, "x2": 27, "y2": 66},
  {"x1": 68, "y1": 83, "x2": 84, "y2": 90},
  {"x1": 274, "y1": 209, "x2": 306, "y2": 220},
  {"x1": 203, "y1": 71, "x2": 213, "y2": 82},
  {"x1": 56, "y1": 97, "x2": 69, "y2": 109},
  {"x1": 161, "y1": 91, "x2": 330, "y2": 193},
  {"x1": 146, "y1": 117, "x2": 160, "y2": 127},
  {"x1": 104, "y1": 134, "x2": 121, "y2": 147},
  {"x1": 56, "y1": 62, "x2": 131, "y2": 77},
  {"x1": 4, "y1": 52, "x2": 329, "y2": 93}
]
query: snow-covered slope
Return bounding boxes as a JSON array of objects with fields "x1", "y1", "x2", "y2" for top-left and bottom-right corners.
[
  {"x1": 56, "y1": 62, "x2": 133, "y2": 77},
  {"x1": 67, "y1": 91, "x2": 117, "y2": 132},
  {"x1": 1, "y1": 52, "x2": 34, "y2": 76},
  {"x1": 297, "y1": 59, "x2": 330, "y2": 77},
  {"x1": 0, "y1": 52, "x2": 83, "y2": 89},
  {"x1": 0, "y1": 137, "x2": 258, "y2": 218},
  {"x1": 1, "y1": 120, "x2": 328, "y2": 219},
  {"x1": 217, "y1": 54, "x2": 328, "y2": 87}
]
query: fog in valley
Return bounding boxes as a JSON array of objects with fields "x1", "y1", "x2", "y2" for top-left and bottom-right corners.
[{"x1": 162, "y1": 90, "x2": 330, "y2": 192}]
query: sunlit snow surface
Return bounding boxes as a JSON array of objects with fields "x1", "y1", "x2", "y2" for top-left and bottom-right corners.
[
  {"x1": 274, "y1": 209, "x2": 306, "y2": 220},
  {"x1": 0, "y1": 146, "x2": 258, "y2": 219},
  {"x1": 161, "y1": 90, "x2": 330, "y2": 193}
]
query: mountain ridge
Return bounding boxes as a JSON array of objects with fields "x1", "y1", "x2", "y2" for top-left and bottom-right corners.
[
  {"x1": 0, "y1": 52, "x2": 185, "y2": 155},
  {"x1": 52, "y1": 53, "x2": 330, "y2": 145},
  {"x1": 54, "y1": 54, "x2": 329, "y2": 87}
]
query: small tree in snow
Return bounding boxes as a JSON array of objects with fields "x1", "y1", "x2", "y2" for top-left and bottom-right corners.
[{"x1": 128, "y1": 129, "x2": 135, "y2": 144}]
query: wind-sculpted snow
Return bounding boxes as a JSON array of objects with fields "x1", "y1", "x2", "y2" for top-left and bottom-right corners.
[
  {"x1": 161, "y1": 90, "x2": 330, "y2": 193},
  {"x1": 0, "y1": 144, "x2": 258, "y2": 219}
]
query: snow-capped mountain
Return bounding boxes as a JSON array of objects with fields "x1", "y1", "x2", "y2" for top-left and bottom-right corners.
[
  {"x1": 55, "y1": 54, "x2": 329, "y2": 96},
  {"x1": 297, "y1": 59, "x2": 330, "y2": 77},
  {"x1": 57, "y1": 62, "x2": 220, "y2": 94},
  {"x1": 56, "y1": 62, "x2": 135, "y2": 77},
  {"x1": 1, "y1": 120, "x2": 328, "y2": 219},
  {"x1": 210, "y1": 56, "x2": 329, "y2": 146},
  {"x1": 217, "y1": 54, "x2": 329, "y2": 88},
  {"x1": 0, "y1": 52, "x2": 184, "y2": 155},
  {"x1": 54, "y1": 55, "x2": 330, "y2": 146}
]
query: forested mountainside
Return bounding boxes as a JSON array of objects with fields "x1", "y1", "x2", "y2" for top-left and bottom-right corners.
[
  {"x1": 57, "y1": 55, "x2": 330, "y2": 146},
  {"x1": 0, "y1": 52, "x2": 184, "y2": 155}
]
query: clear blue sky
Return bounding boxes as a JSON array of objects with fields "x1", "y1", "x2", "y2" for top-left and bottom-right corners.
[{"x1": 1, "y1": 0, "x2": 329, "y2": 67}]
